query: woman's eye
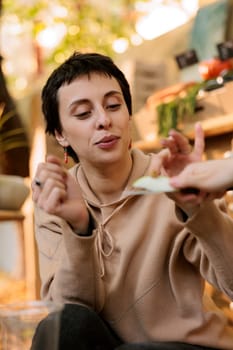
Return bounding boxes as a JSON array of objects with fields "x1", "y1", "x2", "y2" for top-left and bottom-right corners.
[
  {"x1": 107, "y1": 103, "x2": 121, "y2": 110},
  {"x1": 74, "y1": 111, "x2": 91, "y2": 119}
]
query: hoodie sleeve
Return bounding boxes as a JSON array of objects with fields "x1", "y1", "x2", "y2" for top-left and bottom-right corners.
[
  {"x1": 183, "y1": 199, "x2": 233, "y2": 299},
  {"x1": 34, "y1": 206, "x2": 105, "y2": 311}
]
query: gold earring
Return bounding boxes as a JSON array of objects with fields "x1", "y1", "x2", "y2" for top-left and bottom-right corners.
[{"x1": 64, "y1": 147, "x2": 68, "y2": 164}]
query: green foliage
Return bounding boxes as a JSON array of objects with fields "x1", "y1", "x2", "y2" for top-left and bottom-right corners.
[
  {"x1": 157, "y1": 99, "x2": 180, "y2": 137},
  {"x1": 157, "y1": 83, "x2": 203, "y2": 137},
  {"x1": 2, "y1": 0, "x2": 142, "y2": 63},
  {"x1": 0, "y1": 105, "x2": 28, "y2": 152}
]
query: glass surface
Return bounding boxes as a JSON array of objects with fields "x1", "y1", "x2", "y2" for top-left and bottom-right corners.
[{"x1": 0, "y1": 300, "x2": 63, "y2": 350}]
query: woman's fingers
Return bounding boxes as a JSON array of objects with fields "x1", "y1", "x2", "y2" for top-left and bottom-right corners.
[
  {"x1": 32, "y1": 155, "x2": 68, "y2": 203},
  {"x1": 167, "y1": 130, "x2": 192, "y2": 155},
  {"x1": 33, "y1": 175, "x2": 66, "y2": 204},
  {"x1": 192, "y1": 122, "x2": 205, "y2": 161},
  {"x1": 160, "y1": 122, "x2": 205, "y2": 160},
  {"x1": 37, "y1": 185, "x2": 67, "y2": 214},
  {"x1": 33, "y1": 156, "x2": 67, "y2": 187}
]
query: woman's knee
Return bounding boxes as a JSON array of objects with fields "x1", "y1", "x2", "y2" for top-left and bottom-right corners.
[{"x1": 32, "y1": 303, "x2": 121, "y2": 350}]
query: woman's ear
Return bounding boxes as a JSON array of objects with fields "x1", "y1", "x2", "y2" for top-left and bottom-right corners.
[{"x1": 55, "y1": 130, "x2": 69, "y2": 147}]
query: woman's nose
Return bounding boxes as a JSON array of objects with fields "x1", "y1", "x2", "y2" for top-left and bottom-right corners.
[{"x1": 96, "y1": 110, "x2": 111, "y2": 129}]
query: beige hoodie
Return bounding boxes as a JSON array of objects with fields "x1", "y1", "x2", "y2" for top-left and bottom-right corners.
[{"x1": 35, "y1": 149, "x2": 233, "y2": 349}]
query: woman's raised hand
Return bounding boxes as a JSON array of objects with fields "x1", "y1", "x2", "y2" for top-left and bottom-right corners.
[
  {"x1": 32, "y1": 155, "x2": 89, "y2": 233},
  {"x1": 153, "y1": 123, "x2": 208, "y2": 217},
  {"x1": 159, "y1": 122, "x2": 205, "y2": 177}
]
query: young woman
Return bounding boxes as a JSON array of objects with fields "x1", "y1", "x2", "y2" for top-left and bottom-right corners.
[{"x1": 32, "y1": 52, "x2": 233, "y2": 350}]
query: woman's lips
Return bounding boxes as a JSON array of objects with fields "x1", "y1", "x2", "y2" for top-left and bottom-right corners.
[{"x1": 95, "y1": 136, "x2": 119, "y2": 149}]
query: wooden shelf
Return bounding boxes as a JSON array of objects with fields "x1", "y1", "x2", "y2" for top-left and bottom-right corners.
[
  {"x1": 133, "y1": 114, "x2": 233, "y2": 153},
  {"x1": 183, "y1": 114, "x2": 233, "y2": 139},
  {"x1": 0, "y1": 210, "x2": 24, "y2": 221}
]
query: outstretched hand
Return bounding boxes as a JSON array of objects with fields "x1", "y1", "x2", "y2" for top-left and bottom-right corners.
[{"x1": 169, "y1": 158, "x2": 233, "y2": 197}]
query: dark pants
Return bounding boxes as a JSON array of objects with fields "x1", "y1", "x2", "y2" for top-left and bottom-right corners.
[{"x1": 32, "y1": 303, "x2": 220, "y2": 350}]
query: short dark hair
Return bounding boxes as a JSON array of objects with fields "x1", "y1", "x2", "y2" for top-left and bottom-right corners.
[{"x1": 41, "y1": 52, "x2": 132, "y2": 162}]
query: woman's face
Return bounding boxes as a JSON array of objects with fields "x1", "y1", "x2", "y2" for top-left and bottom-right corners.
[{"x1": 56, "y1": 73, "x2": 132, "y2": 167}]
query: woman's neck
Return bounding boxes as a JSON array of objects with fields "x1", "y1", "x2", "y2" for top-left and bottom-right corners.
[{"x1": 81, "y1": 153, "x2": 133, "y2": 203}]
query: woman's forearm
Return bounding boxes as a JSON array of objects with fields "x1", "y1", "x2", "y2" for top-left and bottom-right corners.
[{"x1": 170, "y1": 158, "x2": 233, "y2": 192}]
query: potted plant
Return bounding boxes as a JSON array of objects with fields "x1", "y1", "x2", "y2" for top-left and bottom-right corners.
[
  {"x1": 0, "y1": 102, "x2": 30, "y2": 211},
  {"x1": 0, "y1": 102, "x2": 29, "y2": 161},
  {"x1": 156, "y1": 82, "x2": 202, "y2": 137}
]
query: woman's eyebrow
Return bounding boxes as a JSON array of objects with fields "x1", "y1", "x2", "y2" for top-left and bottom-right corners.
[
  {"x1": 68, "y1": 90, "x2": 123, "y2": 111},
  {"x1": 104, "y1": 90, "x2": 122, "y2": 98},
  {"x1": 68, "y1": 98, "x2": 90, "y2": 111}
]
